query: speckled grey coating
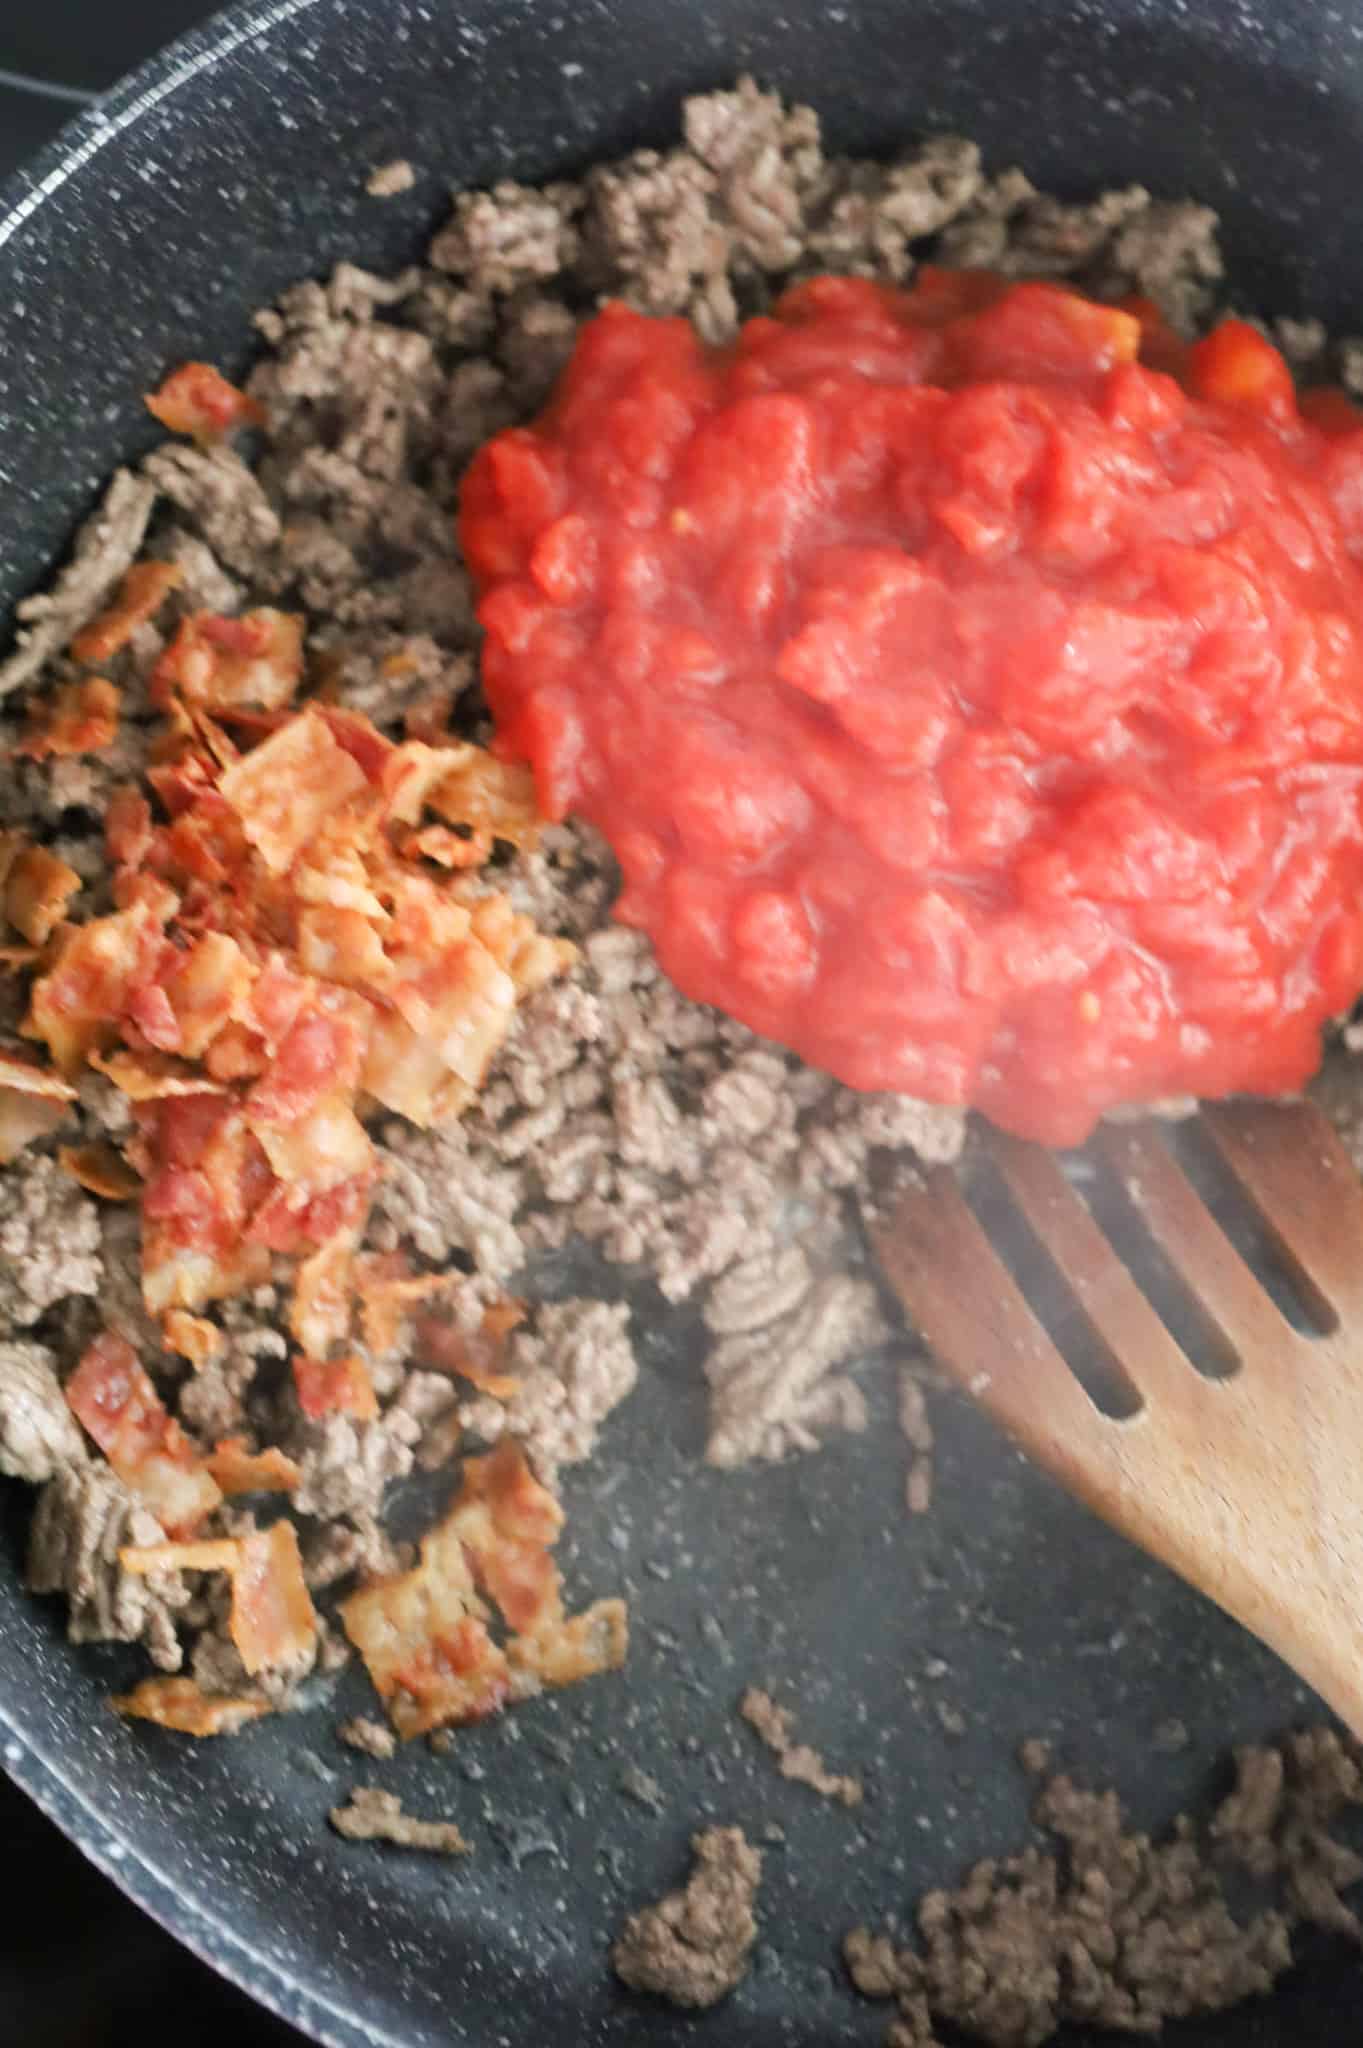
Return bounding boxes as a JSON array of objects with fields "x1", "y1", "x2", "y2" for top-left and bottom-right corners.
[{"x1": 2, "y1": 3, "x2": 1363, "y2": 2045}]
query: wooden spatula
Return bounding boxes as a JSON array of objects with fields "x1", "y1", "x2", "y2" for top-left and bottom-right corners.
[{"x1": 871, "y1": 1098, "x2": 1363, "y2": 1736}]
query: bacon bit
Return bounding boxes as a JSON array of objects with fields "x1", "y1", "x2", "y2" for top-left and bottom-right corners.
[
  {"x1": 316, "y1": 706, "x2": 396, "y2": 785},
  {"x1": 161, "y1": 1307, "x2": 225, "y2": 1368},
  {"x1": 294, "y1": 1352, "x2": 379, "y2": 1422},
  {"x1": 403, "y1": 688, "x2": 456, "y2": 742},
  {"x1": 154, "y1": 609, "x2": 304, "y2": 714},
  {"x1": 26, "y1": 900, "x2": 168, "y2": 1074},
  {"x1": 112, "y1": 1676, "x2": 271, "y2": 1736},
  {"x1": 340, "y1": 1443, "x2": 626, "y2": 1739},
  {"x1": 354, "y1": 1252, "x2": 453, "y2": 1358},
  {"x1": 291, "y1": 1231, "x2": 357, "y2": 1358},
  {"x1": 126, "y1": 979, "x2": 182, "y2": 1053},
  {"x1": 0, "y1": 1047, "x2": 77, "y2": 1100},
  {"x1": 120, "y1": 1537, "x2": 243, "y2": 1576},
  {"x1": 396, "y1": 823, "x2": 491, "y2": 870},
  {"x1": 296, "y1": 904, "x2": 392, "y2": 989},
  {"x1": 429, "y1": 751, "x2": 542, "y2": 851},
  {"x1": 70, "y1": 561, "x2": 184, "y2": 664},
  {"x1": 107, "y1": 787, "x2": 154, "y2": 869},
  {"x1": 161, "y1": 931, "x2": 256, "y2": 1060},
  {"x1": 146, "y1": 362, "x2": 265, "y2": 442},
  {"x1": 19, "y1": 675, "x2": 121, "y2": 760},
  {"x1": 66, "y1": 1331, "x2": 222, "y2": 1535},
  {"x1": 219, "y1": 708, "x2": 368, "y2": 872},
  {"x1": 59, "y1": 1140, "x2": 141, "y2": 1200},
  {"x1": 206, "y1": 1437, "x2": 301, "y2": 1495},
  {"x1": 418, "y1": 1313, "x2": 520, "y2": 1400},
  {"x1": 0, "y1": 1090, "x2": 69, "y2": 1163},
  {"x1": 90, "y1": 1046, "x2": 227, "y2": 1100},
  {"x1": 247, "y1": 1003, "x2": 368, "y2": 1126},
  {"x1": 252, "y1": 1093, "x2": 374, "y2": 1193},
  {"x1": 482, "y1": 1297, "x2": 527, "y2": 1341},
  {"x1": 4, "y1": 842, "x2": 83, "y2": 946},
  {"x1": 230, "y1": 1522, "x2": 318, "y2": 1675}
]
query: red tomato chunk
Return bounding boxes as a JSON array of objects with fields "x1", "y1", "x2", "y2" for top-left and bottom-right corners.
[{"x1": 462, "y1": 272, "x2": 1363, "y2": 1144}]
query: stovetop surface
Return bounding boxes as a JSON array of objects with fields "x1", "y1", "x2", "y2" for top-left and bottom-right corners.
[{"x1": 2, "y1": 30, "x2": 304, "y2": 2047}]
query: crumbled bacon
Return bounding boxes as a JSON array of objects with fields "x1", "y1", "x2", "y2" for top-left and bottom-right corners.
[
  {"x1": 18, "y1": 676, "x2": 121, "y2": 760},
  {"x1": 205, "y1": 1437, "x2": 301, "y2": 1495},
  {"x1": 294, "y1": 1352, "x2": 379, "y2": 1422},
  {"x1": 112, "y1": 1676, "x2": 271, "y2": 1736},
  {"x1": 2, "y1": 836, "x2": 83, "y2": 947},
  {"x1": 106, "y1": 788, "x2": 154, "y2": 869},
  {"x1": 119, "y1": 1519, "x2": 317, "y2": 1674},
  {"x1": 355, "y1": 1252, "x2": 453, "y2": 1358},
  {"x1": 161, "y1": 1307, "x2": 224, "y2": 1367},
  {"x1": 145, "y1": 362, "x2": 265, "y2": 442},
  {"x1": 229, "y1": 1523, "x2": 317, "y2": 1674},
  {"x1": 340, "y1": 1443, "x2": 627, "y2": 1739},
  {"x1": 26, "y1": 900, "x2": 168, "y2": 1074},
  {"x1": 0, "y1": 1048, "x2": 76, "y2": 1158},
  {"x1": 69, "y1": 561, "x2": 183, "y2": 665},
  {"x1": 418, "y1": 1310, "x2": 521, "y2": 1400},
  {"x1": 65, "y1": 1331, "x2": 222, "y2": 1535},
  {"x1": 218, "y1": 708, "x2": 368, "y2": 872},
  {"x1": 154, "y1": 609, "x2": 304, "y2": 715},
  {"x1": 291, "y1": 1231, "x2": 358, "y2": 1358},
  {"x1": 59, "y1": 1139, "x2": 141, "y2": 1200}
]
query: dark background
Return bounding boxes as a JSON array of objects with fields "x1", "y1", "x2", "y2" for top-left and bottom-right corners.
[{"x1": 1, "y1": 27, "x2": 301, "y2": 2048}]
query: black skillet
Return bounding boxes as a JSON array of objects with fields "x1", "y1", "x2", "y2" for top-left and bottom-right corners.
[{"x1": 3, "y1": 3, "x2": 1363, "y2": 2042}]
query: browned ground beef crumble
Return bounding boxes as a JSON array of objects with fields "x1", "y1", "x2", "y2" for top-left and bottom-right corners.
[{"x1": 2, "y1": 74, "x2": 1362, "y2": 2044}]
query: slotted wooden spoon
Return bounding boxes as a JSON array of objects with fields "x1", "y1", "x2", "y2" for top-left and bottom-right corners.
[{"x1": 872, "y1": 1098, "x2": 1363, "y2": 1736}]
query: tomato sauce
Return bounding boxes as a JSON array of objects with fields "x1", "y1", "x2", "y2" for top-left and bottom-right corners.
[{"x1": 461, "y1": 271, "x2": 1363, "y2": 1144}]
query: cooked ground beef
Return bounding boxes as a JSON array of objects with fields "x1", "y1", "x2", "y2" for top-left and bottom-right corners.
[
  {"x1": 3, "y1": 76, "x2": 1362, "y2": 2040},
  {"x1": 739, "y1": 1685, "x2": 864, "y2": 1806},
  {"x1": 611, "y1": 1825, "x2": 763, "y2": 2008},
  {"x1": 846, "y1": 1731, "x2": 1363, "y2": 2048},
  {"x1": 329, "y1": 1786, "x2": 471, "y2": 1854}
]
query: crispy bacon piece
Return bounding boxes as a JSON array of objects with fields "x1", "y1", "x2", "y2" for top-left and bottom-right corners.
[
  {"x1": 119, "y1": 1520, "x2": 317, "y2": 1674},
  {"x1": 355, "y1": 1252, "x2": 453, "y2": 1358},
  {"x1": 26, "y1": 900, "x2": 168, "y2": 1074},
  {"x1": 145, "y1": 362, "x2": 265, "y2": 442},
  {"x1": 340, "y1": 1443, "x2": 627, "y2": 1739},
  {"x1": 293, "y1": 1352, "x2": 379, "y2": 1422},
  {"x1": 159, "y1": 932, "x2": 256, "y2": 1061},
  {"x1": 290, "y1": 1231, "x2": 357, "y2": 1358},
  {"x1": 59, "y1": 1140, "x2": 141, "y2": 1200},
  {"x1": 161, "y1": 1307, "x2": 225, "y2": 1367},
  {"x1": 205, "y1": 1437, "x2": 301, "y2": 1495},
  {"x1": 19, "y1": 676, "x2": 121, "y2": 760},
  {"x1": 111, "y1": 1676, "x2": 271, "y2": 1736},
  {"x1": 69, "y1": 560, "x2": 183, "y2": 665},
  {"x1": 0, "y1": 1046, "x2": 76, "y2": 1158},
  {"x1": 230, "y1": 1523, "x2": 317, "y2": 1675},
  {"x1": 154, "y1": 609, "x2": 304, "y2": 714},
  {"x1": 106, "y1": 788, "x2": 154, "y2": 869},
  {"x1": 218, "y1": 709, "x2": 368, "y2": 873},
  {"x1": 418, "y1": 1310, "x2": 521, "y2": 1400},
  {"x1": 428, "y1": 750, "x2": 542, "y2": 851},
  {"x1": 296, "y1": 904, "x2": 392, "y2": 989},
  {"x1": 90, "y1": 1047, "x2": 227, "y2": 1100},
  {"x1": 65, "y1": 1331, "x2": 222, "y2": 1535},
  {"x1": 2, "y1": 838, "x2": 83, "y2": 946}
]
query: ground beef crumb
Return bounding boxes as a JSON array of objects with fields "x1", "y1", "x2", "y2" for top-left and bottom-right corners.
[
  {"x1": 0, "y1": 1154, "x2": 103, "y2": 1332},
  {"x1": 846, "y1": 1732, "x2": 1363, "y2": 2047},
  {"x1": 739, "y1": 1685, "x2": 864, "y2": 1806},
  {"x1": 470, "y1": 1297, "x2": 639, "y2": 1478},
  {"x1": 366, "y1": 158, "x2": 416, "y2": 198},
  {"x1": 0, "y1": 469, "x2": 157, "y2": 699},
  {"x1": 704, "y1": 1270, "x2": 885, "y2": 1468},
  {"x1": 0, "y1": 1339, "x2": 87, "y2": 1484},
  {"x1": 337, "y1": 1716, "x2": 398, "y2": 1760},
  {"x1": 329, "y1": 1786, "x2": 471, "y2": 1854},
  {"x1": 27, "y1": 1464, "x2": 189, "y2": 1672},
  {"x1": 612, "y1": 1826, "x2": 763, "y2": 2009}
]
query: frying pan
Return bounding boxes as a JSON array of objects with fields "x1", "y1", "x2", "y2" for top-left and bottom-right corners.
[{"x1": 2, "y1": 3, "x2": 1363, "y2": 2042}]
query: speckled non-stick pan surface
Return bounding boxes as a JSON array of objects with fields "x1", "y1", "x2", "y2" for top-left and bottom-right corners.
[{"x1": 2, "y1": 4, "x2": 1363, "y2": 2042}]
